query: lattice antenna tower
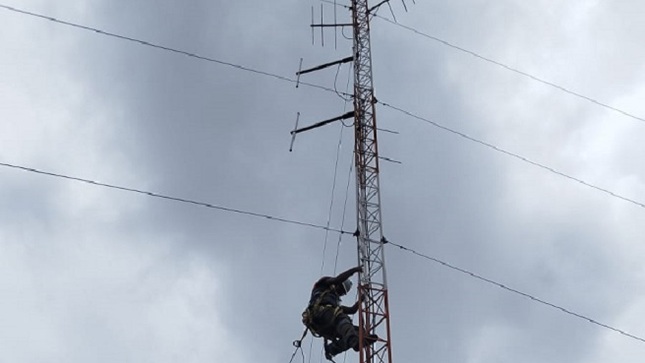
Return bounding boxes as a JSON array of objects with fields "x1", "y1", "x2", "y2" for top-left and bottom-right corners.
[{"x1": 291, "y1": 2, "x2": 412, "y2": 363}]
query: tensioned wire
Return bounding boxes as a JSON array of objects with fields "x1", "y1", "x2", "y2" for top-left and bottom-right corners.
[
  {"x1": 2, "y1": 3, "x2": 645, "y2": 345},
  {"x1": 321, "y1": 63, "x2": 355, "y2": 276},
  {"x1": 0, "y1": 161, "x2": 351, "y2": 235},
  {"x1": 1, "y1": 3, "x2": 642, "y2": 212},
  {"x1": 313, "y1": 61, "x2": 354, "y2": 363},
  {"x1": 1, "y1": 160, "x2": 644, "y2": 344},
  {"x1": 330, "y1": 62, "x2": 355, "y2": 363},
  {"x1": 373, "y1": 13, "x2": 645, "y2": 125},
  {"x1": 318, "y1": 0, "x2": 645, "y2": 125},
  {"x1": 378, "y1": 101, "x2": 645, "y2": 210},
  {"x1": 0, "y1": 4, "x2": 351, "y2": 99}
]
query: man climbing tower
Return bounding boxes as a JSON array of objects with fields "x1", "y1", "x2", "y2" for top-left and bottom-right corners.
[{"x1": 302, "y1": 266, "x2": 378, "y2": 360}]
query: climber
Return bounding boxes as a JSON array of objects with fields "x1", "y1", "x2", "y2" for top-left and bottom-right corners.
[{"x1": 302, "y1": 266, "x2": 378, "y2": 360}]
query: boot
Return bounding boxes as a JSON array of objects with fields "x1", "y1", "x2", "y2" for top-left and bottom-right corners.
[
  {"x1": 352, "y1": 333, "x2": 379, "y2": 351},
  {"x1": 324, "y1": 340, "x2": 345, "y2": 360},
  {"x1": 365, "y1": 334, "x2": 378, "y2": 345}
]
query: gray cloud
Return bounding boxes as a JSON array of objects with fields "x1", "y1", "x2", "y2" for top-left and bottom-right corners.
[{"x1": 1, "y1": 1, "x2": 644, "y2": 362}]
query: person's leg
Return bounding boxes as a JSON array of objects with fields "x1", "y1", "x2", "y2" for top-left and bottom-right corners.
[
  {"x1": 334, "y1": 315, "x2": 359, "y2": 353},
  {"x1": 324, "y1": 339, "x2": 345, "y2": 359},
  {"x1": 351, "y1": 325, "x2": 379, "y2": 351}
]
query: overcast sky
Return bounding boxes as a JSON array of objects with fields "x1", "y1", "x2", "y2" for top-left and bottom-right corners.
[{"x1": 1, "y1": 1, "x2": 645, "y2": 362}]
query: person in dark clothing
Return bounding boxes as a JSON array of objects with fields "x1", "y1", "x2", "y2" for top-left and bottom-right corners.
[{"x1": 302, "y1": 266, "x2": 378, "y2": 360}]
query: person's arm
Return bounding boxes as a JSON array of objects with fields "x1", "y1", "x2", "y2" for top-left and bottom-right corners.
[
  {"x1": 341, "y1": 300, "x2": 360, "y2": 314},
  {"x1": 328, "y1": 266, "x2": 362, "y2": 285}
]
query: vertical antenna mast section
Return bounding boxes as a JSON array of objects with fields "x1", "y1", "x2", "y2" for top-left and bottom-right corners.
[
  {"x1": 351, "y1": 2, "x2": 392, "y2": 363},
  {"x1": 295, "y1": 2, "x2": 395, "y2": 363}
]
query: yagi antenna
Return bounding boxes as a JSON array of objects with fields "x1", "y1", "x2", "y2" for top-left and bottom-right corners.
[
  {"x1": 387, "y1": 2, "x2": 398, "y2": 22},
  {"x1": 401, "y1": 0, "x2": 408, "y2": 12},
  {"x1": 311, "y1": 4, "x2": 352, "y2": 48},
  {"x1": 369, "y1": 0, "x2": 415, "y2": 20}
]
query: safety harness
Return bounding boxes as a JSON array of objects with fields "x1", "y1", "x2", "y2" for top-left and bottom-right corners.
[{"x1": 301, "y1": 286, "x2": 343, "y2": 338}]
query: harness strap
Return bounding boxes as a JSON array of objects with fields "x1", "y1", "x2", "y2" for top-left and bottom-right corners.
[
  {"x1": 292, "y1": 327, "x2": 309, "y2": 348},
  {"x1": 289, "y1": 327, "x2": 309, "y2": 363},
  {"x1": 302, "y1": 304, "x2": 343, "y2": 338},
  {"x1": 304, "y1": 286, "x2": 344, "y2": 333}
]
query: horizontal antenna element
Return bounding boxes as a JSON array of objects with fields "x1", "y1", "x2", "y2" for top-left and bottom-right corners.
[
  {"x1": 296, "y1": 56, "x2": 353, "y2": 76},
  {"x1": 291, "y1": 111, "x2": 354, "y2": 135}
]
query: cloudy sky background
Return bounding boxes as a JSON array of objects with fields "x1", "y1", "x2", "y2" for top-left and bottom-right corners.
[{"x1": 1, "y1": 0, "x2": 645, "y2": 362}]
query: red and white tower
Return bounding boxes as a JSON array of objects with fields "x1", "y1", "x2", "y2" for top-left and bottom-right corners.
[
  {"x1": 294, "y1": 2, "x2": 395, "y2": 363},
  {"x1": 350, "y1": 2, "x2": 393, "y2": 363}
]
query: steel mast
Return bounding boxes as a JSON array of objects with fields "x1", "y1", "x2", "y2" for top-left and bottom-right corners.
[
  {"x1": 292, "y1": 2, "x2": 394, "y2": 362},
  {"x1": 351, "y1": 2, "x2": 392, "y2": 363}
]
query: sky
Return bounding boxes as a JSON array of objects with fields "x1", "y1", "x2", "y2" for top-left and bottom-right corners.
[{"x1": 1, "y1": 0, "x2": 644, "y2": 362}]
